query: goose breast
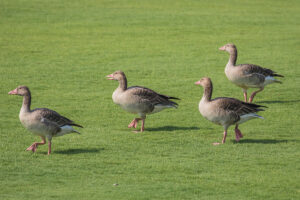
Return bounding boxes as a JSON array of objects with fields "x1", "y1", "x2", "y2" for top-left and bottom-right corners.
[{"x1": 225, "y1": 65, "x2": 245, "y2": 83}]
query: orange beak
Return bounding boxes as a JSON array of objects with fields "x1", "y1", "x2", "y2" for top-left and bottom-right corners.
[
  {"x1": 195, "y1": 81, "x2": 201, "y2": 85},
  {"x1": 106, "y1": 74, "x2": 114, "y2": 80},
  {"x1": 219, "y1": 45, "x2": 226, "y2": 51},
  {"x1": 8, "y1": 88, "x2": 18, "y2": 95}
]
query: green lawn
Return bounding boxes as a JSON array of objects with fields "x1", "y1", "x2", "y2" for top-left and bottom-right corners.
[{"x1": 0, "y1": 0, "x2": 299, "y2": 199}]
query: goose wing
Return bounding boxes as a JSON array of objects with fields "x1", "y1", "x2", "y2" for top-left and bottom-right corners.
[
  {"x1": 240, "y1": 64, "x2": 283, "y2": 77},
  {"x1": 32, "y1": 108, "x2": 83, "y2": 128},
  {"x1": 127, "y1": 86, "x2": 179, "y2": 107},
  {"x1": 215, "y1": 97, "x2": 265, "y2": 114}
]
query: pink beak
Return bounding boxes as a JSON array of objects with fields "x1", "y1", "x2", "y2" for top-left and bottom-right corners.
[
  {"x1": 8, "y1": 88, "x2": 18, "y2": 95},
  {"x1": 106, "y1": 74, "x2": 114, "y2": 80},
  {"x1": 195, "y1": 81, "x2": 201, "y2": 85},
  {"x1": 219, "y1": 45, "x2": 226, "y2": 51}
]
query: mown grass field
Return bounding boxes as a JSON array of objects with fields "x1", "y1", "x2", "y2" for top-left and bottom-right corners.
[{"x1": 0, "y1": 0, "x2": 299, "y2": 199}]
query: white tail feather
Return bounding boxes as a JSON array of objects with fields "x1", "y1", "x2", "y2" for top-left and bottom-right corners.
[
  {"x1": 238, "y1": 113, "x2": 264, "y2": 124},
  {"x1": 56, "y1": 125, "x2": 80, "y2": 137},
  {"x1": 264, "y1": 76, "x2": 278, "y2": 86},
  {"x1": 151, "y1": 104, "x2": 175, "y2": 114}
]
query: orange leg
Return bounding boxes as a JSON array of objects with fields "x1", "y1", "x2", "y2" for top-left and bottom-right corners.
[
  {"x1": 213, "y1": 130, "x2": 227, "y2": 145},
  {"x1": 234, "y1": 124, "x2": 243, "y2": 142},
  {"x1": 128, "y1": 118, "x2": 142, "y2": 128},
  {"x1": 243, "y1": 89, "x2": 248, "y2": 102},
  {"x1": 132, "y1": 117, "x2": 146, "y2": 133},
  {"x1": 26, "y1": 136, "x2": 46, "y2": 152},
  {"x1": 48, "y1": 140, "x2": 52, "y2": 155},
  {"x1": 249, "y1": 88, "x2": 264, "y2": 103}
]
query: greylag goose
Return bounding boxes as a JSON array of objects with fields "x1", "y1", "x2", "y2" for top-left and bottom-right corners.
[
  {"x1": 195, "y1": 77, "x2": 265, "y2": 145},
  {"x1": 107, "y1": 71, "x2": 179, "y2": 132},
  {"x1": 8, "y1": 86, "x2": 83, "y2": 155},
  {"x1": 219, "y1": 43, "x2": 283, "y2": 102}
]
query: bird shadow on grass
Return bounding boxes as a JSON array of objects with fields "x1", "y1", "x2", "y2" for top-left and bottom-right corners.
[
  {"x1": 256, "y1": 99, "x2": 300, "y2": 104},
  {"x1": 233, "y1": 139, "x2": 289, "y2": 144},
  {"x1": 54, "y1": 148, "x2": 104, "y2": 155},
  {"x1": 147, "y1": 126, "x2": 201, "y2": 132}
]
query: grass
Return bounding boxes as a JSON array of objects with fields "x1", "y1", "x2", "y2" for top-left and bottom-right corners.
[{"x1": 0, "y1": 0, "x2": 299, "y2": 199}]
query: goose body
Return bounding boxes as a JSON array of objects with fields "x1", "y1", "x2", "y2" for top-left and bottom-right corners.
[
  {"x1": 112, "y1": 86, "x2": 177, "y2": 115},
  {"x1": 225, "y1": 63, "x2": 281, "y2": 88},
  {"x1": 195, "y1": 77, "x2": 265, "y2": 145},
  {"x1": 19, "y1": 108, "x2": 80, "y2": 138},
  {"x1": 107, "y1": 71, "x2": 179, "y2": 132},
  {"x1": 199, "y1": 97, "x2": 264, "y2": 127},
  {"x1": 219, "y1": 44, "x2": 283, "y2": 102},
  {"x1": 9, "y1": 86, "x2": 82, "y2": 155}
]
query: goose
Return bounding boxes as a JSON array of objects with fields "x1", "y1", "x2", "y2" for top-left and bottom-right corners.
[
  {"x1": 219, "y1": 43, "x2": 283, "y2": 102},
  {"x1": 106, "y1": 71, "x2": 179, "y2": 132},
  {"x1": 195, "y1": 77, "x2": 265, "y2": 145},
  {"x1": 8, "y1": 86, "x2": 83, "y2": 155}
]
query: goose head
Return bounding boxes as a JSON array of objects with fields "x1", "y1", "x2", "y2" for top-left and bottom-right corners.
[
  {"x1": 195, "y1": 77, "x2": 211, "y2": 88},
  {"x1": 219, "y1": 43, "x2": 237, "y2": 54},
  {"x1": 106, "y1": 71, "x2": 126, "y2": 81},
  {"x1": 8, "y1": 86, "x2": 30, "y2": 96}
]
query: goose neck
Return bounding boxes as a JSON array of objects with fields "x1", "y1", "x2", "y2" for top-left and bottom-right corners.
[
  {"x1": 21, "y1": 94, "x2": 31, "y2": 113},
  {"x1": 202, "y1": 83, "x2": 213, "y2": 102},
  {"x1": 118, "y1": 76, "x2": 127, "y2": 91},
  {"x1": 228, "y1": 49, "x2": 237, "y2": 66}
]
